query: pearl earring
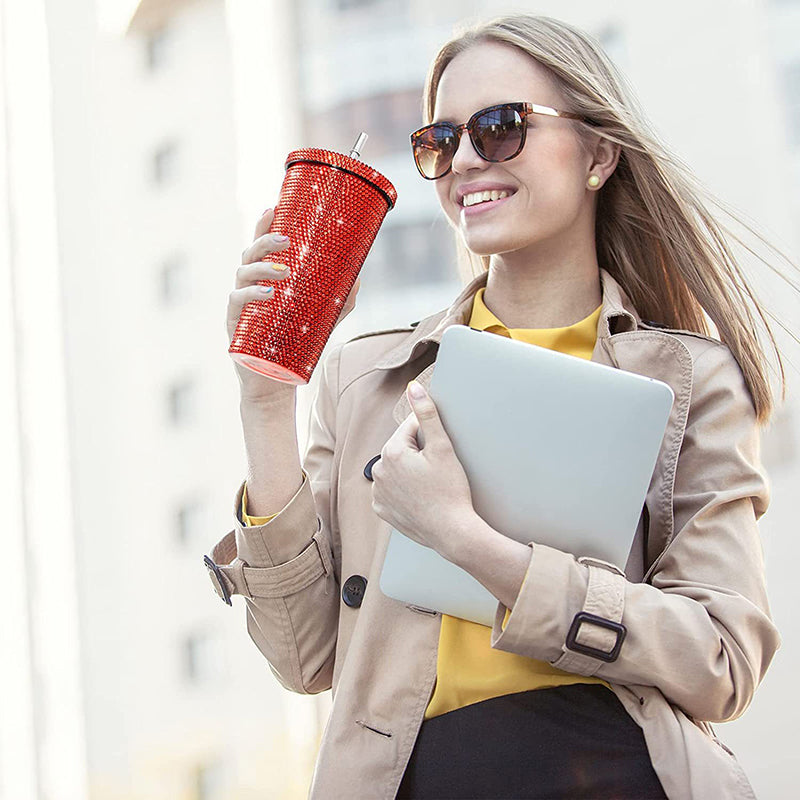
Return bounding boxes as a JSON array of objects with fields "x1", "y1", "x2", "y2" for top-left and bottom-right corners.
[{"x1": 587, "y1": 174, "x2": 601, "y2": 188}]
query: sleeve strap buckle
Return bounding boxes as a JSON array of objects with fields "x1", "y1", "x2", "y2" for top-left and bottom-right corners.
[{"x1": 565, "y1": 611, "x2": 626, "y2": 663}]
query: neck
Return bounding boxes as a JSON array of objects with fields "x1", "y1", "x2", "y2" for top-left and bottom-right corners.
[{"x1": 483, "y1": 239, "x2": 602, "y2": 329}]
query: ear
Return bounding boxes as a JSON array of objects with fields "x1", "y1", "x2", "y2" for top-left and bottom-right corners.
[{"x1": 587, "y1": 133, "x2": 621, "y2": 187}]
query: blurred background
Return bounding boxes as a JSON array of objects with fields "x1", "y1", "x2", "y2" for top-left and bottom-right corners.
[{"x1": 0, "y1": 0, "x2": 797, "y2": 798}]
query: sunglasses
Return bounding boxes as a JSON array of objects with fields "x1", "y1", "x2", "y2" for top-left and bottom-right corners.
[{"x1": 410, "y1": 101, "x2": 586, "y2": 180}]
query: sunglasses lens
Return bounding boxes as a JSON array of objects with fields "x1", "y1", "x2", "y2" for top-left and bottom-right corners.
[
  {"x1": 472, "y1": 106, "x2": 525, "y2": 161},
  {"x1": 413, "y1": 124, "x2": 457, "y2": 179},
  {"x1": 412, "y1": 105, "x2": 527, "y2": 179}
]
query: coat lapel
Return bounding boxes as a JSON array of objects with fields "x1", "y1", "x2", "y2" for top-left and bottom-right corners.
[
  {"x1": 384, "y1": 268, "x2": 641, "y2": 425},
  {"x1": 610, "y1": 331, "x2": 694, "y2": 569},
  {"x1": 391, "y1": 361, "x2": 436, "y2": 425},
  {"x1": 379, "y1": 266, "x2": 695, "y2": 576}
]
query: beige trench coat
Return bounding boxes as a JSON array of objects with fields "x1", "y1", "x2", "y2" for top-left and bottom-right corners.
[{"x1": 207, "y1": 269, "x2": 779, "y2": 799}]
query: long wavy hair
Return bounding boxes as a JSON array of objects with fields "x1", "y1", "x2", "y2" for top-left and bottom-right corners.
[{"x1": 423, "y1": 14, "x2": 796, "y2": 423}]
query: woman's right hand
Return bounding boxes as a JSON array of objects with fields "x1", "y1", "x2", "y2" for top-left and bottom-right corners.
[{"x1": 228, "y1": 208, "x2": 360, "y2": 403}]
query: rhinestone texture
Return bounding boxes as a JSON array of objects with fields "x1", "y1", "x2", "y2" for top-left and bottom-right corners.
[{"x1": 229, "y1": 148, "x2": 398, "y2": 384}]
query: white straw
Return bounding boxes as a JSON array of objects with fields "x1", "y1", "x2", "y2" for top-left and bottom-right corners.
[{"x1": 348, "y1": 132, "x2": 368, "y2": 160}]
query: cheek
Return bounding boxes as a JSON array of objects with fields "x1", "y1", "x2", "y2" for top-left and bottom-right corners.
[
  {"x1": 548, "y1": 135, "x2": 586, "y2": 186},
  {"x1": 434, "y1": 181, "x2": 458, "y2": 223},
  {"x1": 521, "y1": 140, "x2": 585, "y2": 212}
]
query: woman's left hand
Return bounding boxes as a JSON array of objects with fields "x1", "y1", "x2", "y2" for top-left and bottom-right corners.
[{"x1": 370, "y1": 380, "x2": 476, "y2": 559}]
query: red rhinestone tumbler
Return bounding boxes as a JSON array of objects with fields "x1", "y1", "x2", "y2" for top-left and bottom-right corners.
[{"x1": 229, "y1": 147, "x2": 397, "y2": 384}]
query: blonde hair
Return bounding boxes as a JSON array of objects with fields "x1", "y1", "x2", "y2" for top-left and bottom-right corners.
[{"x1": 423, "y1": 14, "x2": 796, "y2": 423}]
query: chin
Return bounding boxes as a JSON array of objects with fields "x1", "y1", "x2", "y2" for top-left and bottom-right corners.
[
  {"x1": 457, "y1": 211, "x2": 536, "y2": 254},
  {"x1": 461, "y1": 232, "x2": 529, "y2": 258}
]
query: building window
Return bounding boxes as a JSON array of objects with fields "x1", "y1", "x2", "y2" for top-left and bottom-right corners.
[
  {"x1": 307, "y1": 88, "x2": 421, "y2": 157},
  {"x1": 334, "y1": 0, "x2": 378, "y2": 10},
  {"x1": 183, "y1": 633, "x2": 224, "y2": 683},
  {"x1": 597, "y1": 24, "x2": 630, "y2": 75},
  {"x1": 363, "y1": 217, "x2": 454, "y2": 292},
  {"x1": 780, "y1": 61, "x2": 800, "y2": 148},
  {"x1": 760, "y1": 403, "x2": 797, "y2": 471},
  {"x1": 160, "y1": 253, "x2": 189, "y2": 304},
  {"x1": 184, "y1": 634, "x2": 203, "y2": 681},
  {"x1": 176, "y1": 501, "x2": 204, "y2": 545},
  {"x1": 145, "y1": 26, "x2": 170, "y2": 72},
  {"x1": 152, "y1": 141, "x2": 179, "y2": 186},
  {"x1": 195, "y1": 759, "x2": 225, "y2": 800},
  {"x1": 167, "y1": 377, "x2": 196, "y2": 425}
]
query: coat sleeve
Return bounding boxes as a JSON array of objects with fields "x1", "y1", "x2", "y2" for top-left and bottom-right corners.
[
  {"x1": 206, "y1": 342, "x2": 344, "y2": 695},
  {"x1": 489, "y1": 342, "x2": 781, "y2": 723}
]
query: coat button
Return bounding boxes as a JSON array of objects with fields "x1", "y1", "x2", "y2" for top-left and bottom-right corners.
[
  {"x1": 342, "y1": 575, "x2": 368, "y2": 608},
  {"x1": 363, "y1": 454, "x2": 381, "y2": 482}
]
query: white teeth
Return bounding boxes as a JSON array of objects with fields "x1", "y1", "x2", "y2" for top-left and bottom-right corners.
[{"x1": 462, "y1": 190, "x2": 510, "y2": 207}]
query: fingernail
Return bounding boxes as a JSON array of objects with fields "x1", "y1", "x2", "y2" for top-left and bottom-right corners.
[
  {"x1": 407, "y1": 380, "x2": 425, "y2": 399},
  {"x1": 274, "y1": 234, "x2": 289, "y2": 242},
  {"x1": 271, "y1": 263, "x2": 289, "y2": 271},
  {"x1": 262, "y1": 207, "x2": 272, "y2": 216},
  {"x1": 259, "y1": 285, "x2": 274, "y2": 294}
]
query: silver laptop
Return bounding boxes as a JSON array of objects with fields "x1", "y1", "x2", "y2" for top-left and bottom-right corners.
[{"x1": 379, "y1": 324, "x2": 674, "y2": 626}]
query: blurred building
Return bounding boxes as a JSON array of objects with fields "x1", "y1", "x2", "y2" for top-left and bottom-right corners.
[
  {"x1": 3, "y1": 0, "x2": 324, "y2": 797},
  {"x1": 0, "y1": 0, "x2": 89, "y2": 797},
  {"x1": 2, "y1": 0, "x2": 798, "y2": 799},
  {"x1": 83, "y1": 1, "x2": 324, "y2": 797}
]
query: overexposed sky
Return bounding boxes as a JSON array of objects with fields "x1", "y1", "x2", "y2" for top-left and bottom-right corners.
[{"x1": 95, "y1": 0, "x2": 140, "y2": 33}]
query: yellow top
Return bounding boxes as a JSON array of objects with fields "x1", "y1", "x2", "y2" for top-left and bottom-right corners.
[
  {"x1": 241, "y1": 484, "x2": 278, "y2": 525},
  {"x1": 424, "y1": 287, "x2": 607, "y2": 719},
  {"x1": 241, "y1": 287, "x2": 609, "y2": 719}
]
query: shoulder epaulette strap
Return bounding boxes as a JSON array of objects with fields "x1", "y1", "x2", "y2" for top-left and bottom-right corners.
[
  {"x1": 346, "y1": 323, "x2": 418, "y2": 344},
  {"x1": 639, "y1": 319, "x2": 721, "y2": 345},
  {"x1": 640, "y1": 319, "x2": 671, "y2": 330}
]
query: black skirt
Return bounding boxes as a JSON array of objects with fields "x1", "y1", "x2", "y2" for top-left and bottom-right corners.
[{"x1": 396, "y1": 684, "x2": 667, "y2": 800}]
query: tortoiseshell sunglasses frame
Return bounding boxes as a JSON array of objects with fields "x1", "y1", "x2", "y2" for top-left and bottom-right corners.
[{"x1": 410, "y1": 101, "x2": 587, "y2": 180}]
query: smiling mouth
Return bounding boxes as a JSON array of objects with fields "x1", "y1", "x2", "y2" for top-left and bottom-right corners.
[{"x1": 461, "y1": 189, "x2": 514, "y2": 207}]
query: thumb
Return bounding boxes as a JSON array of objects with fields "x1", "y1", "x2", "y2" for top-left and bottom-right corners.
[{"x1": 406, "y1": 380, "x2": 447, "y2": 449}]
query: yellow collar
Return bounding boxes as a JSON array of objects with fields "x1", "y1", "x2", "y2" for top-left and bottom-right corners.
[{"x1": 468, "y1": 287, "x2": 602, "y2": 355}]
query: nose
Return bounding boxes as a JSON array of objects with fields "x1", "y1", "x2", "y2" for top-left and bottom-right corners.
[{"x1": 450, "y1": 129, "x2": 486, "y2": 175}]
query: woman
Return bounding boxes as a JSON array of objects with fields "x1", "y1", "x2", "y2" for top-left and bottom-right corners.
[{"x1": 206, "y1": 14, "x2": 786, "y2": 799}]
